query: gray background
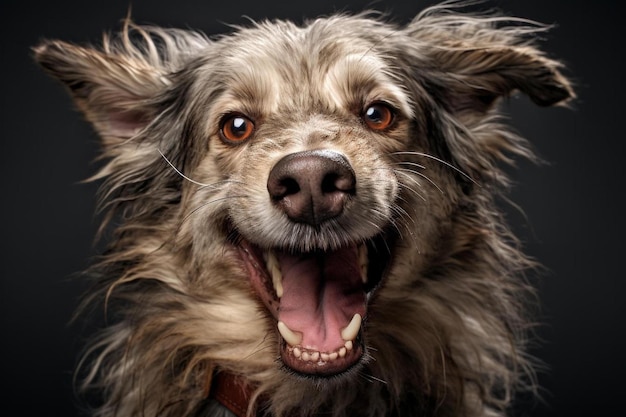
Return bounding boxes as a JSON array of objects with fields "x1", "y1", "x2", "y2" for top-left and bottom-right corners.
[{"x1": 1, "y1": 1, "x2": 621, "y2": 415}]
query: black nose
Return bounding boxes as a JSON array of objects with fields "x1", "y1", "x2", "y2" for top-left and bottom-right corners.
[{"x1": 267, "y1": 150, "x2": 356, "y2": 226}]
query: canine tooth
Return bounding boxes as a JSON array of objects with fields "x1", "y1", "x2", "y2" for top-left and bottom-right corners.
[
  {"x1": 340, "y1": 313, "x2": 362, "y2": 342},
  {"x1": 265, "y1": 250, "x2": 283, "y2": 298},
  {"x1": 277, "y1": 321, "x2": 303, "y2": 346},
  {"x1": 344, "y1": 340, "x2": 353, "y2": 351},
  {"x1": 339, "y1": 347, "x2": 347, "y2": 358},
  {"x1": 359, "y1": 244, "x2": 368, "y2": 283}
]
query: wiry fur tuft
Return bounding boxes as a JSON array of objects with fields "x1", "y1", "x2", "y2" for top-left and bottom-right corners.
[{"x1": 34, "y1": 2, "x2": 573, "y2": 417}]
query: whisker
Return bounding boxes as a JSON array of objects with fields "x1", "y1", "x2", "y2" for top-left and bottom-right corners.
[
  {"x1": 390, "y1": 151, "x2": 478, "y2": 185},
  {"x1": 363, "y1": 216, "x2": 386, "y2": 237},
  {"x1": 391, "y1": 197, "x2": 417, "y2": 229},
  {"x1": 181, "y1": 195, "x2": 247, "y2": 225},
  {"x1": 370, "y1": 163, "x2": 430, "y2": 199},
  {"x1": 396, "y1": 167, "x2": 445, "y2": 195},
  {"x1": 390, "y1": 205, "x2": 419, "y2": 247},
  {"x1": 392, "y1": 207, "x2": 422, "y2": 252},
  {"x1": 158, "y1": 149, "x2": 212, "y2": 187},
  {"x1": 370, "y1": 226, "x2": 394, "y2": 256},
  {"x1": 394, "y1": 170, "x2": 427, "y2": 202},
  {"x1": 358, "y1": 371, "x2": 388, "y2": 385},
  {"x1": 393, "y1": 161, "x2": 426, "y2": 171}
]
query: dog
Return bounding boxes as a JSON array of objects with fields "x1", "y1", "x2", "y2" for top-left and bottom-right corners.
[{"x1": 34, "y1": 2, "x2": 573, "y2": 416}]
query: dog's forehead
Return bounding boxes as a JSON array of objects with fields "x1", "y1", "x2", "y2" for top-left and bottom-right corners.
[{"x1": 207, "y1": 18, "x2": 412, "y2": 118}]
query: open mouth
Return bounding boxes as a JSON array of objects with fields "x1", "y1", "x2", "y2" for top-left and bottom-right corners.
[{"x1": 235, "y1": 232, "x2": 393, "y2": 377}]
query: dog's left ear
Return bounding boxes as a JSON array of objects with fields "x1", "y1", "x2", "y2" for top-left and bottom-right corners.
[{"x1": 405, "y1": 17, "x2": 575, "y2": 118}]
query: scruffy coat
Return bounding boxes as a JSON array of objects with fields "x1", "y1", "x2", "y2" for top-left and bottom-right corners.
[{"x1": 35, "y1": 2, "x2": 573, "y2": 417}]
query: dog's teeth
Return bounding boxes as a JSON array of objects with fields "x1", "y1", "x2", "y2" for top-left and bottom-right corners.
[
  {"x1": 358, "y1": 244, "x2": 368, "y2": 284},
  {"x1": 292, "y1": 348, "x2": 344, "y2": 363},
  {"x1": 264, "y1": 250, "x2": 283, "y2": 298},
  {"x1": 340, "y1": 313, "x2": 362, "y2": 342},
  {"x1": 288, "y1": 339, "x2": 362, "y2": 363},
  {"x1": 282, "y1": 313, "x2": 362, "y2": 363},
  {"x1": 277, "y1": 321, "x2": 303, "y2": 346}
]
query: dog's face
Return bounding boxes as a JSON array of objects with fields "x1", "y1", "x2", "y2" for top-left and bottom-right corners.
[
  {"x1": 35, "y1": 7, "x2": 573, "y2": 417},
  {"x1": 190, "y1": 25, "x2": 420, "y2": 376}
]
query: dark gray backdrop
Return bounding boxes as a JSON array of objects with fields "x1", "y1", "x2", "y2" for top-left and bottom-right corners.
[{"x1": 1, "y1": 1, "x2": 621, "y2": 416}]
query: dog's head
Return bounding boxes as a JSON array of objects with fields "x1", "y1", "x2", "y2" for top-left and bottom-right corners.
[{"x1": 35, "y1": 5, "x2": 572, "y2": 417}]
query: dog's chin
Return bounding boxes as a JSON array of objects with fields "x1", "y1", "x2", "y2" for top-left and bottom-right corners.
[{"x1": 232, "y1": 223, "x2": 394, "y2": 378}]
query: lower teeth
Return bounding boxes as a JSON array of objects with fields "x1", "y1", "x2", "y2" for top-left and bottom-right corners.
[{"x1": 287, "y1": 340, "x2": 354, "y2": 363}]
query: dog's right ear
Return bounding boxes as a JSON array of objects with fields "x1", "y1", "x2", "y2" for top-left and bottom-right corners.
[
  {"x1": 33, "y1": 22, "x2": 208, "y2": 147},
  {"x1": 33, "y1": 42, "x2": 163, "y2": 146}
]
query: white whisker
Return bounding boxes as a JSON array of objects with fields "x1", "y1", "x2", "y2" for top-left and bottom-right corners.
[
  {"x1": 181, "y1": 195, "x2": 246, "y2": 225},
  {"x1": 394, "y1": 161, "x2": 426, "y2": 171},
  {"x1": 158, "y1": 149, "x2": 211, "y2": 187},
  {"x1": 358, "y1": 370, "x2": 388, "y2": 385},
  {"x1": 397, "y1": 167, "x2": 445, "y2": 195},
  {"x1": 391, "y1": 151, "x2": 478, "y2": 185},
  {"x1": 390, "y1": 204, "x2": 419, "y2": 247},
  {"x1": 394, "y1": 169, "x2": 428, "y2": 201}
]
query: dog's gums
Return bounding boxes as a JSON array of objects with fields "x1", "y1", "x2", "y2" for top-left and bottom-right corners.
[{"x1": 238, "y1": 236, "x2": 390, "y2": 376}]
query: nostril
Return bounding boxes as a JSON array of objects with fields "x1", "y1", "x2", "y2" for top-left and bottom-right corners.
[
  {"x1": 322, "y1": 172, "x2": 355, "y2": 195},
  {"x1": 281, "y1": 177, "x2": 301, "y2": 196},
  {"x1": 321, "y1": 173, "x2": 339, "y2": 194},
  {"x1": 270, "y1": 177, "x2": 301, "y2": 200}
]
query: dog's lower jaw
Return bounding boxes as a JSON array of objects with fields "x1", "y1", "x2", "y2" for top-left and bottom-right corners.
[{"x1": 235, "y1": 231, "x2": 393, "y2": 378}]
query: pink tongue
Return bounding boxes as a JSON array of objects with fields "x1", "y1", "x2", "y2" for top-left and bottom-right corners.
[{"x1": 277, "y1": 246, "x2": 366, "y2": 352}]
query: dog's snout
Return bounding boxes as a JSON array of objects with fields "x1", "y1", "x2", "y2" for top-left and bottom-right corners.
[{"x1": 267, "y1": 150, "x2": 356, "y2": 226}]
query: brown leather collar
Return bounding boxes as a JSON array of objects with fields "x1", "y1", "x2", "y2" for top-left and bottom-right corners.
[{"x1": 208, "y1": 371, "x2": 257, "y2": 417}]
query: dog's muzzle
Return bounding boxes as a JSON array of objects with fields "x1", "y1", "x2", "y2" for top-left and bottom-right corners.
[{"x1": 235, "y1": 149, "x2": 394, "y2": 377}]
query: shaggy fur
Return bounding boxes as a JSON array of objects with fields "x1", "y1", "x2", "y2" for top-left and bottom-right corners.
[{"x1": 34, "y1": 2, "x2": 573, "y2": 417}]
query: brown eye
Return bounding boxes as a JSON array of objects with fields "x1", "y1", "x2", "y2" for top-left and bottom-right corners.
[
  {"x1": 362, "y1": 103, "x2": 394, "y2": 131},
  {"x1": 220, "y1": 114, "x2": 255, "y2": 143}
]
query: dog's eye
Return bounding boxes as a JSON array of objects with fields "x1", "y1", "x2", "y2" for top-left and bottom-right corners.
[
  {"x1": 220, "y1": 114, "x2": 255, "y2": 143},
  {"x1": 362, "y1": 103, "x2": 395, "y2": 131}
]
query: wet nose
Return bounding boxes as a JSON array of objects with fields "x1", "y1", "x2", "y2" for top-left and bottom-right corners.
[{"x1": 267, "y1": 150, "x2": 356, "y2": 226}]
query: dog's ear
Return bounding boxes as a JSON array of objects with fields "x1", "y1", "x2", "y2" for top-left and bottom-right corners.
[
  {"x1": 34, "y1": 22, "x2": 211, "y2": 230},
  {"x1": 429, "y1": 45, "x2": 573, "y2": 115},
  {"x1": 33, "y1": 22, "x2": 207, "y2": 146},
  {"x1": 406, "y1": 13, "x2": 575, "y2": 119},
  {"x1": 34, "y1": 44, "x2": 162, "y2": 145},
  {"x1": 431, "y1": 43, "x2": 574, "y2": 175}
]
